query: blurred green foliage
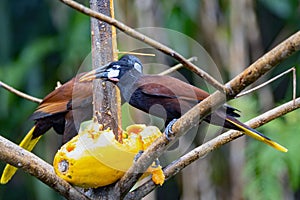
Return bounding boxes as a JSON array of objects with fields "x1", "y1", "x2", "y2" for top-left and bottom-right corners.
[{"x1": 0, "y1": 0, "x2": 299, "y2": 200}]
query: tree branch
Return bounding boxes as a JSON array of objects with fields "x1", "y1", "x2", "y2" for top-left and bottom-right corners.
[
  {"x1": 90, "y1": 0, "x2": 119, "y2": 136},
  {"x1": 88, "y1": 0, "x2": 122, "y2": 199},
  {"x1": 0, "y1": 136, "x2": 90, "y2": 200},
  {"x1": 0, "y1": 81, "x2": 42, "y2": 103},
  {"x1": 158, "y1": 56, "x2": 198, "y2": 76},
  {"x1": 126, "y1": 97, "x2": 300, "y2": 199},
  {"x1": 115, "y1": 31, "x2": 300, "y2": 197},
  {"x1": 2, "y1": 1, "x2": 299, "y2": 198},
  {"x1": 236, "y1": 67, "x2": 296, "y2": 99},
  {"x1": 59, "y1": 0, "x2": 226, "y2": 93},
  {"x1": 173, "y1": 31, "x2": 300, "y2": 135}
]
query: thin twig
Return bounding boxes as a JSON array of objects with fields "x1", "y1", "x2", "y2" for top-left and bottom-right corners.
[
  {"x1": 293, "y1": 67, "x2": 296, "y2": 105},
  {"x1": 158, "y1": 56, "x2": 198, "y2": 76},
  {"x1": 236, "y1": 67, "x2": 296, "y2": 99},
  {"x1": 115, "y1": 31, "x2": 300, "y2": 197},
  {"x1": 116, "y1": 51, "x2": 155, "y2": 57},
  {"x1": 0, "y1": 81, "x2": 42, "y2": 103},
  {"x1": 0, "y1": 136, "x2": 91, "y2": 200},
  {"x1": 126, "y1": 97, "x2": 300, "y2": 199},
  {"x1": 59, "y1": 0, "x2": 226, "y2": 93}
]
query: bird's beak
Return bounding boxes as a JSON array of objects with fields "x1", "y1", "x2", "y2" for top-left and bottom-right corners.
[{"x1": 79, "y1": 67, "x2": 108, "y2": 82}]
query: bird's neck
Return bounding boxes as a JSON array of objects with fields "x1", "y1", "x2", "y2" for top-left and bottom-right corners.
[{"x1": 116, "y1": 70, "x2": 142, "y2": 102}]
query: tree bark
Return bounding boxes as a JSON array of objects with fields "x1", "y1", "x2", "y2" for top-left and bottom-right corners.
[
  {"x1": 88, "y1": 0, "x2": 120, "y2": 199},
  {"x1": 90, "y1": 0, "x2": 120, "y2": 140}
]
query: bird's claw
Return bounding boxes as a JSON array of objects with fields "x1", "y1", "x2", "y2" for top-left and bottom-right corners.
[
  {"x1": 165, "y1": 119, "x2": 177, "y2": 140},
  {"x1": 134, "y1": 151, "x2": 161, "y2": 169},
  {"x1": 152, "y1": 159, "x2": 161, "y2": 168},
  {"x1": 134, "y1": 150, "x2": 144, "y2": 162}
]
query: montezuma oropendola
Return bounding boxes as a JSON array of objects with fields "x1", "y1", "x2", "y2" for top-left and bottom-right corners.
[
  {"x1": 80, "y1": 55, "x2": 287, "y2": 152},
  {"x1": 0, "y1": 57, "x2": 144, "y2": 184},
  {"x1": 1, "y1": 74, "x2": 93, "y2": 184}
]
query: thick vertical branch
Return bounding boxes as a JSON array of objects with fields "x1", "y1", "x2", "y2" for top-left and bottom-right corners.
[
  {"x1": 88, "y1": 0, "x2": 120, "y2": 198},
  {"x1": 90, "y1": 0, "x2": 120, "y2": 140}
]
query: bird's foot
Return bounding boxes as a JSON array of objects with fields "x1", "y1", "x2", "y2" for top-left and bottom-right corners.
[
  {"x1": 134, "y1": 151, "x2": 160, "y2": 168},
  {"x1": 134, "y1": 150, "x2": 144, "y2": 162},
  {"x1": 165, "y1": 119, "x2": 177, "y2": 140},
  {"x1": 152, "y1": 159, "x2": 161, "y2": 168}
]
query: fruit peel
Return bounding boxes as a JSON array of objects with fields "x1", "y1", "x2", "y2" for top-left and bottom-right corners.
[{"x1": 53, "y1": 121, "x2": 165, "y2": 188}]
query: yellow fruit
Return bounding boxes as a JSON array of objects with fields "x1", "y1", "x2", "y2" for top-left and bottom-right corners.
[
  {"x1": 149, "y1": 165, "x2": 165, "y2": 186},
  {"x1": 53, "y1": 121, "x2": 164, "y2": 188}
]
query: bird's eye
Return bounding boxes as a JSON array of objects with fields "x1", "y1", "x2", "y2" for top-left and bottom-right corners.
[{"x1": 112, "y1": 65, "x2": 120, "y2": 70}]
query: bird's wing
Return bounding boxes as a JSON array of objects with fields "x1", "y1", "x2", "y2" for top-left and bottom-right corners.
[
  {"x1": 138, "y1": 75, "x2": 210, "y2": 101},
  {"x1": 30, "y1": 74, "x2": 92, "y2": 120}
]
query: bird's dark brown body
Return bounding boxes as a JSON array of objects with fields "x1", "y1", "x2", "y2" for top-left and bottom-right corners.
[
  {"x1": 80, "y1": 55, "x2": 287, "y2": 153},
  {"x1": 112, "y1": 66, "x2": 240, "y2": 130}
]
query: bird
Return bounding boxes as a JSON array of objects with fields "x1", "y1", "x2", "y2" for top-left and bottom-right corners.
[
  {"x1": 1, "y1": 58, "x2": 145, "y2": 184},
  {"x1": 80, "y1": 55, "x2": 287, "y2": 153},
  {"x1": 0, "y1": 74, "x2": 93, "y2": 184}
]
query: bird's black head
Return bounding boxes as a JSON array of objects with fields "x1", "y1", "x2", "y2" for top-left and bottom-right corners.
[{"x1": 80, "y1": 55, "x2": 143, "y2": 83}]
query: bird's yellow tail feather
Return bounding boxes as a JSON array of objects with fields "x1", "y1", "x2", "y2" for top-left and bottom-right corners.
[
  {"x1": 0, "y1": 126, "x2": 42, "y2": 184},
  {"x1": 225, "y1": 118, "x2": 288, "y2": 153}
]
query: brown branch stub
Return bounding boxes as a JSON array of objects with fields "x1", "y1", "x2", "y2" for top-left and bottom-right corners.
[{"x1": 0, "y1": 136, "x2": 90, "y2": 200}]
